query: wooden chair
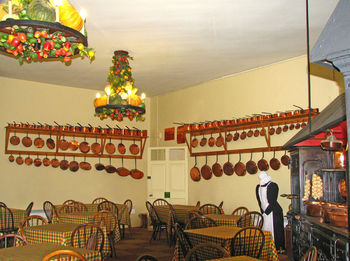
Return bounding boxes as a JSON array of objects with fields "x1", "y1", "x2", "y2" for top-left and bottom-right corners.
[
  {"x1": 174, "y1": 223, "x2": 193, "y2": 258},
  {"x1": 0, "y1": 234, "x2": 27, "y2": 248},
  {"x1": 199, "y1": 204, "x2": 223, "y2": 215},
  {"x1": 121, "y1": 199, "x2": 133, "y2": 238},
  {"x1": 188, "y1": 209, "x2": 202, "y2": 220},
  {"x1": 92, "y1": 197, "x2": 108, "y2": 205},
  {"x1": 152, "y1": 198, "x2": 171, "y2": 207},
  {"x1": 136, "y1": 254, "x2": 159, "y2": 261},
  {"x1": 41, "y1": 249, "x2": 87, "y2": 261},
  {"x1": 218, "y1": 201, "x2": 224, "y2": 208},
  {"x1": 71, "y1": 201, "x2": 88, "y2": 212},
  {"x1": 237, "y1": 211, "x2": 264, "y2": 229},
  {"x1": 0, "y1": 202, "x2": 7, "y2": 207},
  {"x1": 71, "y1": 224, "x2": 104, "y2": 256},
  {"x1": 0, "y1": 205, "x2": 15, "y2": 234},
  {"x1": 185, "y1": 216, "x2": 217, "y2": 229},
  {"x1": 20, "y1": 215, "x2": 48, "y2": 237},
  {"x1": 232, "y1": 206, "x2": 249, "y2": 216},
  {"x1": 97, "y1": 201, "x2": 119, "y2": 220},
  {"x1": 62, "y1": 200, "x2": 76, "y2": 205},
  {"x1": 300, "y1": 246, "x2": 317, "y2": 261},
  {"x1": 145, "y1": 201, "x2": 168, "y2": 243},
  {"x1": 25, "y1": 202, "x2": 34, "y2": 217},
  {"x1": 92, "y1": 210, "x2": 117, "y2": 258},
  {"x1": 195, "y1": 201, "x2": 200, "y2": 207},
  {"x1": 43, "y1": 201, "x2": 59, "y2": 224},
  {"x1": 58, "y1": 204, "x2": 81, "y2": 214},
  {"x1": 230, "y1": 226, "x2": 265, "y2": 258},
  {"x1": 184, "y1": 242, "x2": 230, "y2": 261}
]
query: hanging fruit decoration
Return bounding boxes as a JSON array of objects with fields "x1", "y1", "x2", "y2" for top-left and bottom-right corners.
[
  {"x1": 0, "y1": 0, "x2": 94, "y2": 64},
  {"x1": 94, "y1": 50, "x2": 146, "y2": 122}
]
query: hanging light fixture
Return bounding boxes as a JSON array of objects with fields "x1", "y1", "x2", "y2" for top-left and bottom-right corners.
[
  {"x1": 94, "y1": 50, "x2": 146, "y2": 121},
  {"x1": 0, "y1": 0, "x2": 94, "y2": 64},
  {"x1": 321, "y1": 130, "x2": 343, "y2": 151}
]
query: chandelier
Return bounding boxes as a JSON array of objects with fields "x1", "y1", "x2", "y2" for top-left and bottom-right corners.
[
  {"x1": 94, "y1": 50, "x2": 146, "y2": 121},
  {"x1": 0, "y1": 0, "x2": 94, "y2": 63}
]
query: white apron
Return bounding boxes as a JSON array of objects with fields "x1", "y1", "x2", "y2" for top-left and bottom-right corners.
[{"x1": 259, "y1": 182, "x2": 274, "y2": 240}]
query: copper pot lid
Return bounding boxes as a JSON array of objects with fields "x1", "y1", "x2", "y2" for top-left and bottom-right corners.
[
  {"x1": 270, "y1": 151, "x2": 281, "y2": 171},
  {"x1": 51, "y1": 155, "x2": 60, "y2": 168},
  {"x1": 46, "y1": 134, "x2": 55, "y2": 150},
  {"x1": 246, "y1": 153, "x2": 258, "y2": 175},
  {"x1": 34, "y1": 155, "x2": 42, "y2": 167},
  {"x1": 130, "y1": 140, "x2": 140, "y2": 155},
  {"x1": 234, "y1": 153, "x2": 246, "y2": 176},
  {"x1": 201, "y1": 155, "x2": 212, "y2": 180},
  {"x1": 281, "y1": 151, "x2": 290, "y2": 166},
  {"x1": 22, "y1": 133, "x2": 32, "y2": 147},
  {"x1": 116, "y1": 157, "x2": 130, "y2": 176},
  {"x1": 257, "y1": 152, "x2": 269, "y2": 171},
  {"x1": 223, "y1": 154, "x2": 234, "y2": 176},
  {"x1": 16, "y1": 154, "x2": 24, "y2": 165},
  {"x1": 95, "y1": 157, "x2": 105, "y2": 171},
  {"x1": 43, "y1": 155, "x2": 51, "y2": 167},
  {"x1": 10, "y1": 132, "x2": 20, "y2": 145},
  {"x1": 25, "y1": 155, "x2": 33, "y2": 166},
  {"x1": 34, "y1": 134, "x2": 44, "y2": 148},
  {"x1": 208, "y1": 134, "x2": 215, "y2": 147},
  {"x1": 226, "y1": 132, "x2": 233, "y2": 142},
  {"x1": 212, "y1": 153, "x2": 223, "y2": 177},
  {"x1": 59, "y1": 135, "x2": 69, "y2": 151},
  {"x1": 8, "y1": 154, "x2": 15, "y2": 162},
  {"x1": 69, "y1": 136, "x2": 79, "y2": 151},
  {"x1": 200, "y1": 134, "x2": 207, "y2": 147},
  {"x1": 190, "y1": 156, "x2": 201, "y2": 181}
]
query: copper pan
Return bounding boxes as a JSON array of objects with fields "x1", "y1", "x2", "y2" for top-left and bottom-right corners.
[
  {"x1": 246, "y1": 152, "x2": 258, "y2": 175},
  {"x1": 208, "y1": 134, "x2": 215, "y2": 147},
  {"x1": 10, "y1": 132, "x2": 20, "y2": 145},
  {"x1": 212, "y1": 153, "x2": 223, "y2": 177},
  {"x1": 79, "y1": 137, "x2": 90, "y2": 153},
  {"x1": 190, "y1": 156, "x2": 201, "y2": 181},
  {"x1": 269, "y1": 127, "x2": 275, "y2": 135},
  {"x1": 295, "y1": 123, "x2": 301, "y2": 129},
  {"x1": 34, "y1": 133, "x2": 44, "y2": 148},
  {"x1": 95, "y1": 157, "x2": 105, "y2": 171},
  {"x1": 283, "y1": 124, "x2": 289, "y2": 132},
  {"x1": 247, "y1": 129, "x2": 254, "y2": 138},
  {"x1": 253, "y1": 128, "x2": 260, "y2": 137},
  {"x1": 289, "y1": 123, "x2": 295, "y2": 130},
  {"x1": 216, "y1": 134, "x2": 224, "y2": 147},
  {"x1": 226, "y1": 132, "x2": 233, "y2": 142},
  {"x1": 59, "y1": 135, "x2": 69, "y2": 151},
  {"x1": 234, "y1": 153, "x2": 246, "y2": 176},
  {"x1": 200, "y1": 134, "x2": 207, "y2": 147},
  {"x1": 223, "y1": 154, "x2": 234, "y2": 176},
  {"x1": 22, "y1": 133, "x2": 32, "y2": 147},
  {"x1": 91, "y1": 137, "x2": 101, "y2": 154},
  {"x1": 25, "y1": 154, "x2": 33, "y2": 166},
  {"x1": 281, "y1": 151, "x2": 290, "y2": 166},
  {"x1": 301, "y1": 122, "x2": 307, "y2": 128},
  {"x1": 60, "y1": 156, "x2": 69, "y2": 171},
  {"x1": 260, "y1": 128, "x2": 266, "y2": 137},
  {"x1": 130, "y1": 158, "x2": 144, "y2": 179},
  {"x1": 46, "y1": 134, "x2": 55, "y2": 150},
  {"x1": 69, "y1": 136, "x2": 79, "y2": 151},
  {"x1": 276, "y1": 125, "x2": 282, "y2": 135},
  {"x1": 116, "y1": 157, "x2": 130, "y2": 176},
  {"x1": 233, "y1": 131, "x2": 240, "y2": 141},
  {"x1": 270, "y1": 151, "x2": 281, "y2": 170},
  {"x1": 129, "y1": 140, "x2": 140, "y2": 155},
  {"x1": 43, "y1": 155, "x2": 51, "y2": 167},
  {"x1": 105, "y1": 157, "x2": 117, "y2": 174},
  {"x1": 105, "y1": 138, "x2": 116, "y2": 154},
  {"x1": 16, "y1": 154, "x2": 24, "y2": 165},
  {"x1": 8, "y1": 154, "x2": 15, "y2": 162},
  {"x1": 191, "y1": 137, "x2": 198, "y2": 148},
  {"x1": 51, "y1": 155, "x2": 60, "y2": 168},
  {"x1": 69, "y1": 156, "x2": 79, "y2": 172},
  {"x1": 34, "y1": 155, "x2": 42, "y2": 167},
  {"x1": 257, "y1": 152, "x2": 269, "y2": 171},
  {"x1": 201, "y1": 155, "x2": 212, "y2": 180},
  {"x1": 118, "y1": 139, "x2": 126, "y2": 154},
  {"x1": 79, "y1": 157, "x2": 91, "y2": 171},
  {"x1": 240, "y1": 130, "x2": 247, "y2": 140}
]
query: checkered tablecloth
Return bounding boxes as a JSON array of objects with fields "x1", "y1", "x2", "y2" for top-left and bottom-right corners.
[
  {"x1": 0, "y1": 242, "x2": 101, "y2": 261},
  {"x1": 209, "y1": 256, "x2": 260, "y2": 261},
  {"x1": 173, "y1": 226, "x2": 279, "y2": 261},
  {"x1": 4, "y1": 208, "x2": 27, "y2": 230},
  {"x1": 22, "y1": 223, "x2": 112, "y2": 256},
  {"x1": 204, "y1": 214, "x2": 240, "y2": 227},
  {"x1": 155, "y1": 205, "x2": 199, "y2": 229}
]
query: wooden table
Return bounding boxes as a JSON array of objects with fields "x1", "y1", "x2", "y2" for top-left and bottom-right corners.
[
  {"x1": 173, "y1": 226, "x2": 279, "y2": 261},
  {"x1": 22, "y1": 222, "x2": 112, "y2": 256},
  {"x1": 209, "y1": 256, "x2": 260, "y2": 261},
  {"x1": 205, "y1": 214, "x2": 240, "y2": 227},
  {"x1": 0, "y1": 242, "x2": 101, "y2": 261}
]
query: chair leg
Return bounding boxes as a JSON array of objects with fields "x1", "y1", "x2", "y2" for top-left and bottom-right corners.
[{"x1": 108, "y1": 232, "x2": 117, "y2": 258}]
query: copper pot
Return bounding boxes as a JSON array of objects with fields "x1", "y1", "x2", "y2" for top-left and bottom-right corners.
[
  {"x1": 8, "y1": 154, "x2": 15, "y2": 162},
  {"x1": 200, "y1": 134, "x2": 207, "y2": 147},
  {"x1": 260, "y1": 128, "x2": 266, "y2": 137},
  {"x1": 91, "y1": 137, "x2": 101, "y2": 154},
  {"x1": 69, "y1": 157, "x2": 79, "y2": 172},
  {"x1": 289, "y1": 123, "x2": 295, "y2": 130},
  {"x1": 105, "y1": 138, "x2": 116, "y2": 154},
  {"x1": 216, "y1": 135, "x2": 224, "y2": 147},
  {"x1": 246, "y1": 153, "x2": 258, "y2": 175},
  {"x1": 95, "y1": 157, "x2": 105, "y2": 171},
  {"x1": 16, "y1": 154, "x2": 24, "y2": 165},
  {"x1": 283, "y1": 124, "x2": 289, "y2": 132},
  {"x1": 46, "y1": 134, "x2": 55, "y2": 150},
  {"x1": 116, "y1": 157, "x2": 130, "y2": 176},
  {"x1": 276, "y1": 125, "x2": 282, "y2": 134},
  {"x1": 270, "y1": 151, "x2": 281, "y2": 170},
  {"x1": 77, "y1": 123, "x2": 90, "y2": 133},
  {"x1": 190, "y1": 156, "x2": 201, "y2": 181},
  {"x1": 295, "y1": 123, "x2": 301, "y2": 129},
  {"x1": 60, "y1": 156, "x2": 69, "y2": 170},
  {"x1": 34, "y1": 134, "x2": 44, "y2": 149},
  {"x1": 34, "y1": 155, "x2": 42, "y2": 167},
  {"x1": 305, "y1": 201, "x2": 323, "y2": 217},
  {"x1": 208, "y1": 134, "x2": 215, "y2": 147},
  {"x1": 257, "y1": 152, "x2": 269, "y2": 171},
  {"x1": 43, "y1": 155, "x2": 51, "y2": 167},
  {"x1": 79, "y1": 137, "x2": 90, "y2": 153},
  {"x1": 10, "y1": 132, "x2": 20, "y2": 145},
  {"x1": 130, "y1": 158, "x2": 144, "y2": 179},
  {"x1": 69, "y1": 136, "x2": 79, "y2": 151},
  {"x1": 129, "y1": 141, "x2": 140, "y2": 155},
  {"x1": 269, "y1": 127, "x2": 275, "y2": 135},
  {"x1": 281, "y1": 151, "x2": 290, "y2": 166},
  {"x1": 118, "y1": 139, "x2": 126, "y2": 154},
  {"x1": 329, "y1": 211, "x2": 348, "y2": 227},
  {"x1": 88, "y1": 124, "x2": 100, "y2": 134},
  {"x1": 22, "y1": 133, "x2": 32, "y2": 147},
  {"x1": 254, "y1": 128, "x2": 260, "y2": 137},
  {"x1": 59, "y1": 135, "x2": 69, "y2": 151},
  {"x1": 212, "y1": 153, "x2": 223, "y2": 177},
  {"x1": 223, "y1": 154, "x2": 234, "y2": 176},
  {"x1": 105, "y1": 157, "x2": 117, "y2": 174},
  {"x1": 240, "y1": 130, "x2": 247, "y2": 140},
  {"x1": 201, "y1": 155, "x2": 212, "y2": 180},
  {"x1": 234, "y1": 153, "x2": 246, "y2": 176},
  {"x1": 25, "y1": 155, "x2": 33, "y2": 166}
]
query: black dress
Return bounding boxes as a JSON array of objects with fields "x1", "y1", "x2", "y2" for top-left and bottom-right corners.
[{"x1": 256, "y1": 182, "x2": 285, "y2": 251}]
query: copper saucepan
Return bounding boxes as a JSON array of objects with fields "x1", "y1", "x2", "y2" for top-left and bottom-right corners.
[
  {"x1": 200, "y1": 134, "x2": 207, "y2": 147},
  {"x1": 10, "y1": 132, "x2": 20, "y2": 145},
  {"x1": 69, "y1": 156, "x2": 79, "y2": 172},
  {"x1": 281, "y1": 151, "x2": 290, "y2": 166},
  {"x1": 240, "y1": 130, "x2": 247, "y2": 140},
  {"x1": 257, "y1": 152, "x2": 269, "y2": 171},
  {"x1": 208, "y1": 134, "x2": 215, "y2": 147},
  {"x1": 276, "y1": 125, "x2": 282, "y2": 135},
  {"x1": 289, "y1": 123, "x2": 295, "y2": 130},
  {"x1": 95, "y1": 157, "x2": 105, "y2": 171},
  {"x1": 60, "y1": 156, "x2": 69, "y2": 171},
  {"x1": 91, "y1": 137, "x2": 101, "y2": 154},
  {"x1": 223, "y1": 154, "x2": 234, "y2": 176},
  {"x1": 226, "y1": 132, "x2": 233, "y2": 142},
  {"x1": 130, "y1": 140, "x2": 140, "y2": 155},
  {"x1": 201, "y1": 155, "x2": 212, "y2": 180},
  {"x1": 16, "y1": 154, "x2": 24, "y2": 165},
  {"x1": 246, "y1": 152, "x2": 258, "y2": 175},
  {"x1": 69, "y1": 136, "x2": 79, "y2": 151},
  {"x1": 51, "y1": 155, "x2": 60, "y2": 168},
  {"x1": 233, "y1": 130, "x2": 240, "y2": 141},
  {"x1": 130, "y1": 158, "x2": 144, "y2": 179},
  {"x1": 270, "y1": 150, "x2": 281, "y2": 171},
  {"x1": 34, "y1": 133, "x2": 44, "y2": 149},
  {"x1": 105, "y1": 157, "x2": 117, "y2": 174},
  {"x1": 22, "y1": 133, "x2": 32, "y2": 147},
  {"x1": 269, "y1": 127, "x2": 275, "y2": 136},
  {"x1": 34, "y1": 155, "x2": 42, "y2": 167},
  {"x1": 79, "y1": 157, "x2": 91, "y2": 171},
  {"x1": 46, "y1": 133, "x2": 55, "y2": 150},
  {"x1": 105, "y1": 138, "x2": 116, "y2": 154},
  {"x1": 190, "y1": 156, "x2": 201, "y2": 181},
  {"x1": 260, "y1": 128, "x2": 266, "y2": 137},
  {"x1": 254, "y1": 128, "x2": 260, "y2": 137},
  {"x1": 191, "y1": 136, "x2": 198, "y2": 148},
  {"x1": 118, "y1": 139, "x2": 126, "y2": 154},
  {"x1": 234, "y1": 153, "x2": 246, "y2": 176},
  {"x1": 43, "y1": 154, "x2": 51, "y2": 167},
  {"x1": 116, "y1": 157, "x2": 130, "y2": 176},
  {"x1": 212, "y1": 153, "x2": 223, "y2": 177},
  {"x1": 25, "y1": 154, "x2": 33, "y2": 166},
  {"x1": 216, "y1": 134, "x2": 224, "y2": 147},
  {"x1": 283, "y1": 124, "x2": 289, "y2": 132},
  {"x1": 59, "y1": 135, "x2": 69, "y2": 151},
  {"x1": 79, "y1": 136, "x2": 90, "y2": 153},
  {"x1": 247, "y1": 129, "x2": 254, "y2": 138},
  {"x1": 8, "y1": 154, "x2": 15, "y2": 162},
  {"x1": 295, "y1": 123, "x2": 301, "y2": 129}
]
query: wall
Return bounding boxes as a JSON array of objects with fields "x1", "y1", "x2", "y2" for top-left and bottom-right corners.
[
  {"x1": 150, "y1": 56, "x2": 344, "y2": 214},
  {"x1": 0, "y1": 76, "x2": 150, "y2": 226}
]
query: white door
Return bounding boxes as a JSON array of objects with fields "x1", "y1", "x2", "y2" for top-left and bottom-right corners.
[{"x1": 147, "y1": 147, "x2": 188, "y2": 204}]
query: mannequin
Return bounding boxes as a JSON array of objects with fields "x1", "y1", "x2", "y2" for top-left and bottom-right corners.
[{"x1": 256, "y1": 171, "x2": 285, "y2": 251}]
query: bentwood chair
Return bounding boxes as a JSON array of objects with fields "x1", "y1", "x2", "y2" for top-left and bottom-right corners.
[
  {"x1": 174, "y1": 223, "x2": 193, "y2": 258},
  {"x1": 185, "y1": 242, "x2": 230, "y2": 261},
  {"x1": 153, "y1": 199, "x2": 178, "y2": 244},
  {"x1": 98, "y1": 201, "x2": 119, "y2": 220},
  {"x1": 41, "y1": 249, "x2": 87, "y2": 261},
  {"x1": 199, "y1": 204, "x2": 223, "y2": 215},
  {"x1": 145, "y1": 201, "x2": 168, "y2": 243},
  {"x1": 218, "y1": 201, "x2": 224, "y2": 209},
  {"x1": 0, "y1": 202, "x2": 7, "y2": 207},
  {"x1": 58, "y1": 204, "x2": 81, "y2": 214},
  {"x1": 62, "y1": 200, "x2": 76, "y2": 205},
  {"x1": 185, "y1": 216, "x2": 217, "y2": 229},
  {"x1": 92, "y1": 210, "x2": 117, "y2": 258},
  {"x1": 300, "y1": 246, "x2": 317, "y2": 261},
  {"x1": 92, "y1": 197, "x2": 108, "y2": 205},
  {"x1": 121, "y1": 199, "x2": 133, "y2": 238},
  {"x1": 230, "y1": 226, "x2": 265, "y2": 258},
  {"x1": 25, "y1": 202, "x2": 34, "y2": 217},
  {"x1": 231, "y1": 206, "x2": 249, "y2": 217},
  {"x1": 0, "y1": 233, "x2": 27, "y2": 248},
  {"x1": 71, "y1": 224, "x2": 104, "y2": 257},
  {"x1": 135, "y1": 254, "x2": 159, "y2": 261},
  {"x1": 43, "y1": 201, "x2": 59, "y2": 224},
  {"x1": 19, "y1": 215, "x2": 48, "y2": 237},
  {"x1": 237, "y1": 211, "x2": 264, "y2": 229},
  {"x1": 71, "y1": 201, "x2": 88, "y2": 212},
  {"x1": 0, "y1": 205, "x2": 16, "y2": 235},
  {"x1": 195, "y1": 201, "x2": 200, "y2": 207}
]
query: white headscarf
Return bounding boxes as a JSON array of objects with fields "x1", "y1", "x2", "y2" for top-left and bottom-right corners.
[{"x1": 258, "y1": 171, "x2": 272, "y2": 186}]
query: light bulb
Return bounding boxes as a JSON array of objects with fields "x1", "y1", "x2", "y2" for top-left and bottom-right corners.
[{"x1": 96, "y1": 92, "x2": 101, "y2": 98}]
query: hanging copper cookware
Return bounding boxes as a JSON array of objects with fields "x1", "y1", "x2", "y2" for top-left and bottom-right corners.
[
  {"x1": 191, "y1": 136, "x2": 198, "y2": 148},
  {"x1": 8, "y1": 154, "x2": 15, "y2": 162},
  {"x1": 283, "y1": 124, "x2": 289, "y2": 132},
  {"x1": 34, "y1": 155, "x2": 42, "y2": 167},
  {"x1": 105, "y1": 138, "x2": 116, "y2": 154},
  {"x1": 281, "y1": 151, "x2": 290, "y2": 166},
  {"x1": 301, "y1": 122, "x2": 307, "y2": 128},
  {"x1": 105, "y1": 157, "x2": 117, "y2": 174},
  {"x1": 223, "y1": 154, "x2": 234, "y2": 176},
  {"x1": 254, "y1": 128, "x2": 260, "y2": 137},
  {"x1": 200, "y1": 134, "x2": 207, "y2": 147},
  {"x1": 33, "y1": 133, "x2": 44, "y2": 148},
  {"x1": 269, "y1": 127, "x2": 275, "y2": 135},
  {"x1": 276, "y1": 125, "x2": 282, "y2": 135},
  {"x1": 59, "y1": 135, "x2": 69, "y2": 151},
  {"x1": 233, "y1": 131, "x2": 240, "y2": 141},
  {"x1": 69, "y1": 136, "x2": 79, "y2": 151},
  {"x1": 247, "y1": 129, "x2": 254, "y2": 138},
  {"x1": 270, "y1": 151, "x2": 281, "y2": 171},
  {"x1": 69, "y1": 156, "x2": 79, "y2": 172},
  {"x1": 339, "y1": 179, "x2": 347, "y2": 198},
  {"x1": 43, "y1": 155, "x2": 51, "y2": 167},
  {"x1": 130, "y1": 158, "x2": 144, "y2": 179},
  {"x1": 216, "y1": 134, "x2": 224, "y2": 147},
  {"x1": 118, "y1": 139, "x2": 126, "y2": 154},
  {"x1": 25, "y1": 154, "x2": 33, "y2": 166},
  {"x1": 190, "y1": 156, "x2": 201, "y2": 181},
  {"x1": 60, "y1": 156, "x2": 69, "y2": 170},
  {"x1": 295, "y1": 123, "x2": 301, "y2": 129},
  {"x1": 201, "y1": 155, "x2": 212, "y2": 180},
  {"x1": 212, "y1": 153, "x2": 223, "y2": 177},
  {"x1": 246, "y1": 152, "x2": 258, "y2": 175},
  {"x1": 234, "y1": 153, "x2": 246, "y2": 176},
  {"x1": 130, "y1": 140, "x2": 140, "y2": 155},
  {"x1": 22, "y1": 133, "x2": 32, "y2": 147},
  {"x1": 257, "y1": 152, "x2": 269, "y2": 171},
  {"x1": 116, "y1": 157, "x2": 130, "y2": 176},
  {"x1": 79, "y1": 156, "x2": 91, "y2": 171},
  {"x1": 79, "y1": 137, "x2": 90, "y2": 153},
  {"x1": 95, "y1": 157, "x2": 105, "y2": 171},
  {"x1": 10, "y1": 132, "x2": 20, "y2": 145},
  {"x1": 16, "y1": 154, "x2": 24, "y2": 165},
  {"x1": 226, "y1": 132, "x2": 233, "y2": 142},
  {"x1": 289, "y1": 123, "x2": 295, "y2": 130},
  {"x1": 208, "y1": 134, "x2": 215, "y2": 147},
  {"x1": 51, "y1": 155, "x2": 60, "y2": 168},
  {"x1": 260, "y1": 128, "x2": 266, "y2": 137},
  {"x1": 240, "y1": 130, "x2": 247, "y2": 140},
  {"x1": 46, "y1": 134, "x2": 55, "y2": 150},
  {"x1": 91, "y1": 137, "x2": 101, "y2": 154}
]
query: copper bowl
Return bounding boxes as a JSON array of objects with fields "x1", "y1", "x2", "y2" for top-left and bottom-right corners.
[{"x1": 305, "y1": 201, "x2": 323, "y2": 217}]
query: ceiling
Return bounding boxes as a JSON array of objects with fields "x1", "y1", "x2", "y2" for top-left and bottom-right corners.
[{"x1": 0, "y1": 0, "x2": 338, "y2": 97}]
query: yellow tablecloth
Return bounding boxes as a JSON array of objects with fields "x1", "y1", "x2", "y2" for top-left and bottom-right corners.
[
  {"x1": 0, "y1": 242, "x2": 101, "y2": 261},
  {"x1": 173, "y1": 226, "x2": 279, "y2": 261},
  {"x1": 209, "y1": 256, "x2": 260, "y2": 261},
  {"x1": 155, "y1": 204, "x2": 198, "y2": 228},
  {"x1": 0, "y1": 208, "x2": 27, "y2": 231},
  {"x1": 22, "y1": 223, "x2": 112, "y2": 256},
  {"x1": 205, "y1": 214, "x2": 240, "y2": 227}
]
